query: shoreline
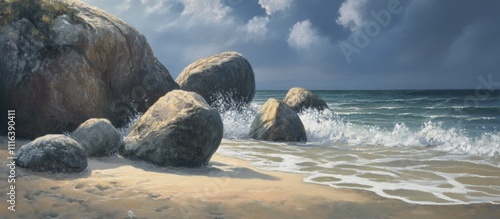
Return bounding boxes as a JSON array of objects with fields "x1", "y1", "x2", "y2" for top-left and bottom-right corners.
[{"x1": 0, "y1": 138, "x2": 499, "y2": 218}]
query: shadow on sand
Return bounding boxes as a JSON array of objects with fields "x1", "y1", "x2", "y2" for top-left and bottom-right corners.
[
  {"x1": 86, "y1": 154, "x2": 280, "y2": 181},
  {"x1": 1, "y1": 136, "x2": 278, "y2": 181}
]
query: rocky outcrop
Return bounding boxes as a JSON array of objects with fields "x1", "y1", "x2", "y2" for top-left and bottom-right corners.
[
  {"x1": 249, "y1": 98, "x2": 307, "y2": 142},
  {"x1": 176, "y1": 52, "x2": 255, "y2": 110},
  {"x1": 15, "y1": 134, "x2": 87, "y2": 173},
  {"x1": 0, "y1": 0, "x2": 178, "y2": 138},
  {"x1": 70, "y1": 118, "x2": 121, "y2": 157},
  {"x1": 283, "y1": 87, "x2": 329, "y2": 112},
  {"x1": 120, "y1": 90, "x2": 223, "y2": 167}
]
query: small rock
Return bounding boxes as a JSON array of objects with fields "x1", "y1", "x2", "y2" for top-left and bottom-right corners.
[
  {"x1": 16, "y1": 134, "x2": 87, "y2": 173},
  {"x1": 283, "y1": 87, "x2": 329, "y2": 112},
  {"x1": 249, "y1": 98, "x2": 307, "y2": 142},
  {"x1": 71, "y1": 118, "x2": 121, "y2": 157}
]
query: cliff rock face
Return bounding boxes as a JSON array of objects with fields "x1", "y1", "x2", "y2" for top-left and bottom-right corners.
[
  {"x1": 249, "y1": 98, "x2": 307, "y2": 142},
  {"x1": 0, "y1": 0, "x2": 178, "y2": 138},
  {"x1": 176, "y1": 52, "x2": 255, "y2": 110},
  {"x1": 121, "y1": 90, "x2": 223, "y2": 167}
]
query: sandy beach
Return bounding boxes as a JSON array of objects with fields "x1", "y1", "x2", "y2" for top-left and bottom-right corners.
[{"x1": 0, "y1": 138, "x2": 499, "y2": 219}]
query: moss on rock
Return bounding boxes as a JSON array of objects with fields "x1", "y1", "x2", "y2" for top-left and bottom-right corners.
[{"x1": 0, "y1": 0, "x2": 80, "y2": 42}]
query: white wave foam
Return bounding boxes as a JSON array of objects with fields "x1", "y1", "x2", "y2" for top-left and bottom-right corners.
[
  {"x1": 466, "y1": 117, "x2": 497, "y2": 121},
  {"x1": 221, "y1": 107, "x2": 500, "y2": 157},
  {"x1": 299, "y1": 110, "x2": 500, "y2": 157},
  {"x1": 217, "y1": 140, "x2": 500, "y2": 205}
]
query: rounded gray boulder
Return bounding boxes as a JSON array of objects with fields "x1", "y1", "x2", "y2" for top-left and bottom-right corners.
[
  {"x1": 120, "y1": 90, "x2": 223, "y2": 167},
  {"x1": 249, "y1": 98, "x2": 307, "y2": 142},
  {"x1": 70, "y1": 118, "x2": 121, "y2": 157},
  {"x1": 175, "y1": 52, "x2": 255, "y2": 110},
  {"x1": 283, "y1": 87, "x2": 329, "y2": 112},
  {"x1": 16, "y1": 134, "x2": 87, "y2": 173},
  {"x1": 0, "y1": 0, "x2": 178, "y2": 138}
]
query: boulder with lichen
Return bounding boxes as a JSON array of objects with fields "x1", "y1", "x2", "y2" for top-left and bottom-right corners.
[{"x1": 0, "y1": 0, "x2": 178, "y2": 138}]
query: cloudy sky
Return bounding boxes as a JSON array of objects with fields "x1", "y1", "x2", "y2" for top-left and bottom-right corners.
[{"x1": 81, "y1": 0, "x2": 500, "y2": 90}]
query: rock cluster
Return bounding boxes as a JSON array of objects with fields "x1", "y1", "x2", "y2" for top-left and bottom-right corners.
[
  {"x1": 248, "y1": 87, "x2": 329, "y2": 142},
  {"x1": 11, "y1": 1, "x2": 331, "y2": 172}
]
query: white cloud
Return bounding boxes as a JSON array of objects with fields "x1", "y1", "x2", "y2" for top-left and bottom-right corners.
[
  {"x1": 116, "y1": 0, "x2": 230, "y2": 22},
  {"x1": 152, "y1": 0, "x2": 234, "y2": 32},
  {"x1": 336, "y1": 0, "x2": 367, "y2": 32},
  {"x1": 287, "y1": 19, "x2": 321, "y2": 51},
  {"x1": 144, "y1": 0, "x2": 165, "y2": 15},
  {"x1": 116, "y1": 0, "x2": 131, "y2": 13},
  {"x1": 180, "y1": 0, "x2": 230, "y2": 23},
  {"x1": 258, "y1": 0, "x2": 293, "y2": 15},
  {"x1": 244, "y1": 16, "x2": 269, "y2": 41}
]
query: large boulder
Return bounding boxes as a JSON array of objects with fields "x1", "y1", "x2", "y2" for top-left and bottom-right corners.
[
  {"x1": 15, "y1": 134, "x2": 87, "y2": 173},
  {"x1": 283, "y1": 87, "x2": 329, "y2": 113},
  {"x1": 120, "y1": 90, "x2": 223, "y2": 167},
  {"x1": 70, "y1": 118, "x2": 121, "y2": 157},
  {"x1": 175, "y1": 52, "x2": 255, "y2": 110},
  {"x1": 0, "y1": 0, "x2": 178, "y2": 138},
  {"x1": 249, "y1": 98, "x2": 307, "y2": 142}
]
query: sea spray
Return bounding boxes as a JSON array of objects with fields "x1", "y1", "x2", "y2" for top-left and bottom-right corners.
[
  {"x1": 219, "y1": 103, "x2": 258, "y2": 139},
  {"x1": 118, "y1": 113, "x2": 143, "y2": 138},
  {"x1": 220, "y1": 98, "x2": 500, "y2": 157}
]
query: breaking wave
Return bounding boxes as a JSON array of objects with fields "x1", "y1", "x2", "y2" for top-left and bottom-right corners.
[{"x1": 221, "y1": 108, "x2": 500, "y2": 157}]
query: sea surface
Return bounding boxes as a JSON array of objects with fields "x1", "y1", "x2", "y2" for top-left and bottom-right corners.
[{"x1": 217, "y1": 90, "x2": 500, "y2": 205}]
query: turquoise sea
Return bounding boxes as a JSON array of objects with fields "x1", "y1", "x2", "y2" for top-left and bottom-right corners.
[{"x1": 217, "y1": 90, "x2": 500, "y2": 205}]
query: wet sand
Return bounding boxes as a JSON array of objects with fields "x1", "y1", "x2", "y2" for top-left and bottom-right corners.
[{"x1": 0, "y1": 138, "x2": 499, "y2": 219}]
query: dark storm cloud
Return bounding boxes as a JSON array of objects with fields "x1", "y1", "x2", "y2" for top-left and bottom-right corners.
[
  {"x1": 82, "y1": 0, "x2": 500, "y2": 90},
  {"x1": 334, "y1": 0, "x2": 500, "y2": 89}
]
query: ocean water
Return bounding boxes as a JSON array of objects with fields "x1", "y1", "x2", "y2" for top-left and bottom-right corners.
[{"x1": 217, "y1": 90, "x2": 500, "y2": 205}]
